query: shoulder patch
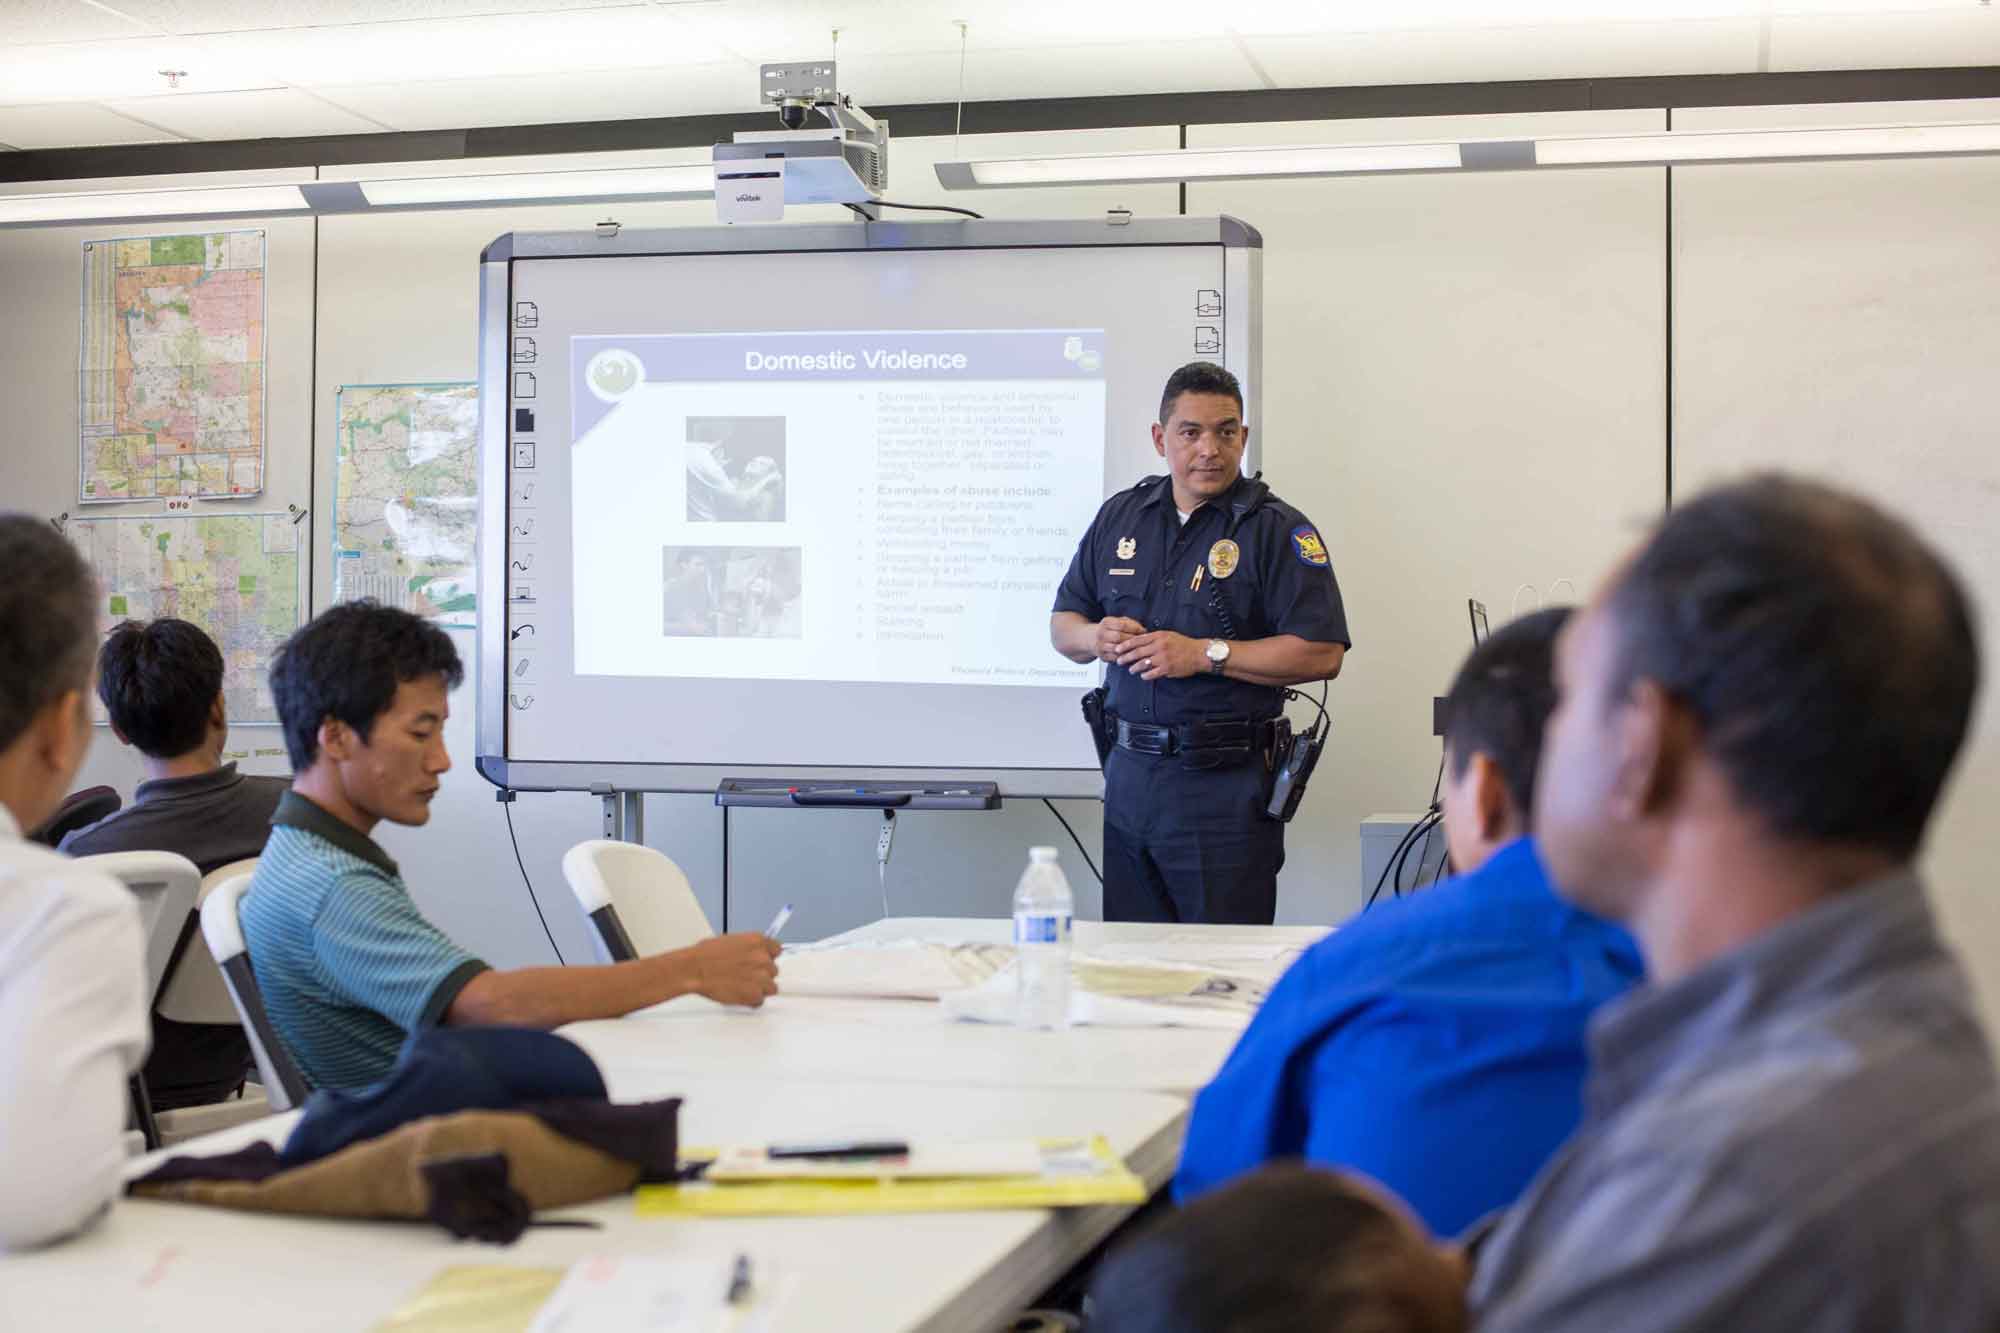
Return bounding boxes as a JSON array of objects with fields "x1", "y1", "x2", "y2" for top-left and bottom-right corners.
[{"x1": 1290, "y1": 525, "x2": 1330, "y2": 568}]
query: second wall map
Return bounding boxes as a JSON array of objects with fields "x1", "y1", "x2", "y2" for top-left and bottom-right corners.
[{"x1": 333, "y1": 382, "x2": 480, "y2": 627}]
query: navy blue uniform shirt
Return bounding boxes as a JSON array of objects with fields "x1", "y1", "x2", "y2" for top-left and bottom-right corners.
[
  {"x1": 1052, "y1": 473, "x2": 1350, "y2": 724},
  {"x1": 1175, "y1": 838, "x2": 1642, "y2": 1236}
]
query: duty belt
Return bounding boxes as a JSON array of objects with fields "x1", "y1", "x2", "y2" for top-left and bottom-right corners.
[{"x1": 1111, "y1": 714, "x2": 1272, "y2": 765}]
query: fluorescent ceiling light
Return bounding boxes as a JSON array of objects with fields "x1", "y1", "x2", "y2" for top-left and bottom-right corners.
[
  {"x1": 1536, "y1": 121, "x2": 2000, "y2": 165},
  {"x1": 941, "y1": 120, "x2": 2000, "y2": 189},
  {"x1": 945, "y1": 142, "x2": 1462, "y2": 188},
  {"x1": 0, "y1": 184, "x2": 306, "y2": 225},
  {"x1": 360, "y1": 164, "x2": 715, "y2": 207}
]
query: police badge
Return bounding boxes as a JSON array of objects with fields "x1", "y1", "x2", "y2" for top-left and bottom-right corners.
[
  {"x1": 1208, "y1": 539, "x2": 1240, "y2": 579},
  {"x1": 1116, "y1": 536, "x2": 1137, "y2": 560}
]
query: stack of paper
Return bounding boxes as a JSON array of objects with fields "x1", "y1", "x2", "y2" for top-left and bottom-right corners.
[
  {"x1": 635, "y1": 1137, "x2": 1146, "y2": 1218},
  {"x1": 774, "y1": 940, "x2": 1010, "y2": 999},
  {"x1": 939, "y1": 957, "x2": 1267, "y2": 1029},
  {"x1": 373, "y1": 1260, "x2": 792, "y2": 1333}
]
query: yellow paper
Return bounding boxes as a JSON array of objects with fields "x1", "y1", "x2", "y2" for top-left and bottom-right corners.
[
  {"x1": 634, "y1": 1135, "x2": 1147, "y2": 1218},
  {"x1": 371, "y1": 1265, "x2": 565, "y2": 1332}
]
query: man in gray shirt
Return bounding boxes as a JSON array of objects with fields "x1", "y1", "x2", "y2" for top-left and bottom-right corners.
[
  {"x1": 61, "y1": 619, "x2": 285, "y2": 1108},
  {"x1": 1467, "y1": 475, "x2": 2000, "y2": 1330}
]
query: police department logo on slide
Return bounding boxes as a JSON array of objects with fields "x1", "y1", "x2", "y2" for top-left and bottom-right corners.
[
  {"x1": 1060, "y1": 334, "x2": 1101, "y2": 373},
  {"x1": 586, "y1": 348, "x2": 645, "y2": 403},
  {"x1": 1291, "y1": 526, "x2": 1330, "y2": 567}
]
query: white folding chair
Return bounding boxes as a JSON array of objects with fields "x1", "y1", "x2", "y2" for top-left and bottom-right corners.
[
  {"x1": 561, "y1": 839, "x2": 714, "y2": 964},
  {"x1": 156, "y1": 858, "x2": 260, "y2": 1027},
  {"x1": 148, "y1": 859, "x2": 272, "y2": 1141},
  {"x1": 199, "y1": 871, "x2": 310, "y2": 1112},
  {"x1": 76, "y1": 851, "x2": 199, "y2": 1007},
  {"x1": 73, "y1": 851, "x2": 200, "y2": 1148}
]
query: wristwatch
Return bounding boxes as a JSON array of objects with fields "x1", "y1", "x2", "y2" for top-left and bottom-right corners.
[{"x1": 1205, "y1": 640, "x2": 1231, "y2": 674}]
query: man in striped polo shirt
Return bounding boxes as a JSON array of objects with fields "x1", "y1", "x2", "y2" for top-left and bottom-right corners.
[{"x1": 243, "y1": 601, "x2": 779, "y2": 1092}]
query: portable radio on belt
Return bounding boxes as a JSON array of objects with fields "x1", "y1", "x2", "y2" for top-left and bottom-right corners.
[
  {"x1": 1267, "y1": 685, "x2": 1330, "y2": 822},
  {"x1": 1266, "y1": 705, "x2": 1327, "y2": 822}
]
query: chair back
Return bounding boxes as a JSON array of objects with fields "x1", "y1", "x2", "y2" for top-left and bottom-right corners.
[
  {"x1": 561, "y1": 839, "x2": 713, "y2": 964},
  {"x1": 29, "y1": 784, "x2": 120, "y2": 847},
  {"x1": 198, "y1": 872, "x2": 309, "y2": 1111},
  {"x1": 158, "y1": 858, "x2": 259, "y2": 1026},
  {"x1": 75, "y1": 851, "x2": 200, "y2": 1004}
]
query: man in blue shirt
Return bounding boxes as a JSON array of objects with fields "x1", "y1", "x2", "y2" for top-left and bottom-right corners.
[{"x1": 1175, "y1": 607, "x2": 1642, "y2": 1236}]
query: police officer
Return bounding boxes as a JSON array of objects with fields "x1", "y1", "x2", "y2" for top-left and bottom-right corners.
[{"x1": 1051, "y1": 362, "x2": 1349, "y2": 924}]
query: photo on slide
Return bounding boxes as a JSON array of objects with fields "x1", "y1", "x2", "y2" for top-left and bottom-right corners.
[
  {"x1": 686, "y1": 416, "x2": 786, "y2": 523},
  {"x1": 662, "y1": 545, "x2": 803, "y2": 639}
]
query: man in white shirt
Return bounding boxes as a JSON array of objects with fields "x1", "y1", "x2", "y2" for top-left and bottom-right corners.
[{"x1": 0, "y1": 514, "x2": 150, "y2": 1250}]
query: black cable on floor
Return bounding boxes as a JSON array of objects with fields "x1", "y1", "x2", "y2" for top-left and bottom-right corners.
[
  {"x1": 1043, "y1": 798, "x2": 1103, "y2": 885},
  {"x1": 503, "y1": 797, "x2": 564, "y2": 964}
]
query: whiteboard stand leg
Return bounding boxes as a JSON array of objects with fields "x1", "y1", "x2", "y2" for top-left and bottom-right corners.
[{"x1": 598, "y1": 789, "x2": 645, "y2": 844}]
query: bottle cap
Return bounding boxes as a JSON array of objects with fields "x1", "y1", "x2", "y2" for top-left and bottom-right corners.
[{"x1": 1029, "y1": 846, "x2": 1058, "y2": 862}]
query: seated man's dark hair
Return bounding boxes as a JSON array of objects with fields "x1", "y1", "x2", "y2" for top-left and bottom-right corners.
[
  {"x1": 0, "y1": 515, "x2": 99, "y2": 752},
  {"x1": 1443, "y1": 606, "x2": 1571, "y2": 815},
  {"x1": 97, "y1": 618, "x2": 225, "y2": 759},
  {"x1": 269, "y1": 599, "x2": 464, "y2": 771},
  {"x1": 1159, "y1": 361, "x2": 1244, "y2": 424},
  {"x1": 1088, "y1": 1164, "x2": 1465, "y2": 1333},
  {"x1": 1607, "y1": 473, "x2": 1979, "y2": 861}
]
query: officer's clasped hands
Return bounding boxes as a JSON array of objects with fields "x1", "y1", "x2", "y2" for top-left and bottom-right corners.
[
  {"x1": 1094, "y1": 615, "x2": 1148, "y2": 664},
  {"x1": 1115, "y1": 629, "x2": 1207, "y2": 681}
]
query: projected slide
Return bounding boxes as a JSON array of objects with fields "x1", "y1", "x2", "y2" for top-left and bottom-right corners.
[{"x1": 569, "y1": 330, "x2": 1104, "y2": 690}]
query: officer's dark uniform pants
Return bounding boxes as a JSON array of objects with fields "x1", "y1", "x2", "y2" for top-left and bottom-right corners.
[{"x1": 1101, "y1": 747, "x2": 1284, "y2": 925}]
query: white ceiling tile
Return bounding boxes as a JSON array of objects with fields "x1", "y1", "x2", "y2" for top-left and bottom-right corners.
[
  {"x1": 0, "y1": 33, "x2": 278, "y2": 104},
  {"x1": 197, "y1": 8, "x2": 733, "y2": 86},
  {"x1": 1767, "y1": 12, "x2": 2000, "y2": 69},
  {"x1": 667, "y1": 0, "x2": 1235, "y2": 59},
  {"x1": 0, "y1": 0, "x2": 153, "y2": 45},
  {"x1": 0, "y1": 102, "x2": 187, "y2": 149},
  {"x1": 1243, "y1": 19, "x2": 1762, "y2": 87},
  {"x1": 104, "y1": 86, "x2": 389, "y2": 139},
  {"x1": 1224, "y1": 0, "x2": 1984, "y2": 34},
  {"x1": 313, "y1": 61, "x2": 757, "y2": 131},
  {"x1": 110, "y1": 0, "x2": 657, "y2": 33},
  {"x1": 835, "y1": 40, "x2": 1262, "y2": 107}
]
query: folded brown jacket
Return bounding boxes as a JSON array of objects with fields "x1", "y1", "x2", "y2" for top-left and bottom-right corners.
[{"x1": 129, "y1": 1096, "x2": 681, "y2": 1243}]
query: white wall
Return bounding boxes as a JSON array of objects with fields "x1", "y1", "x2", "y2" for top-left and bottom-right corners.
[
  {"x1": 1671, "y1": 97, "x2": 2000, "y2": 1032},
  {"x1": 4, "y1": 105, "x2": 1993, "y2": 1003},
  {"x1": 1189, "y1": 110, "x2": 1669, "y2": 924}
]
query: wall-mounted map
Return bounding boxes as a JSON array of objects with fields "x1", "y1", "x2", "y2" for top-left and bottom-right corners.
[
  {"x1": 333, "y1": 382, "x2": 479, "y2": 627},
  {"x1": 67, "y1": 512, "x2": 301, "y2": 724},
  {"x1": 78, "y1": 230, "x2": 267, "y2": 502}
]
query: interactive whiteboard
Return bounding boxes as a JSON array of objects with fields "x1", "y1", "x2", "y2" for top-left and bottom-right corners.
[{"x1": 475, "y1": 217, "x2": 1261, "y2": 798}]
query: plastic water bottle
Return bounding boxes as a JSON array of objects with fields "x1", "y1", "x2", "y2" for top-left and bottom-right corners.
[{"x1": 1013, "y1": 846, "x2": 1074, "y2": 1030}]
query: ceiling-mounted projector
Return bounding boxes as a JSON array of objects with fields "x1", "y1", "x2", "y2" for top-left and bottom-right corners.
[{"x1": 714, "y1": 62, "x2": 888, "y2": 219}]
